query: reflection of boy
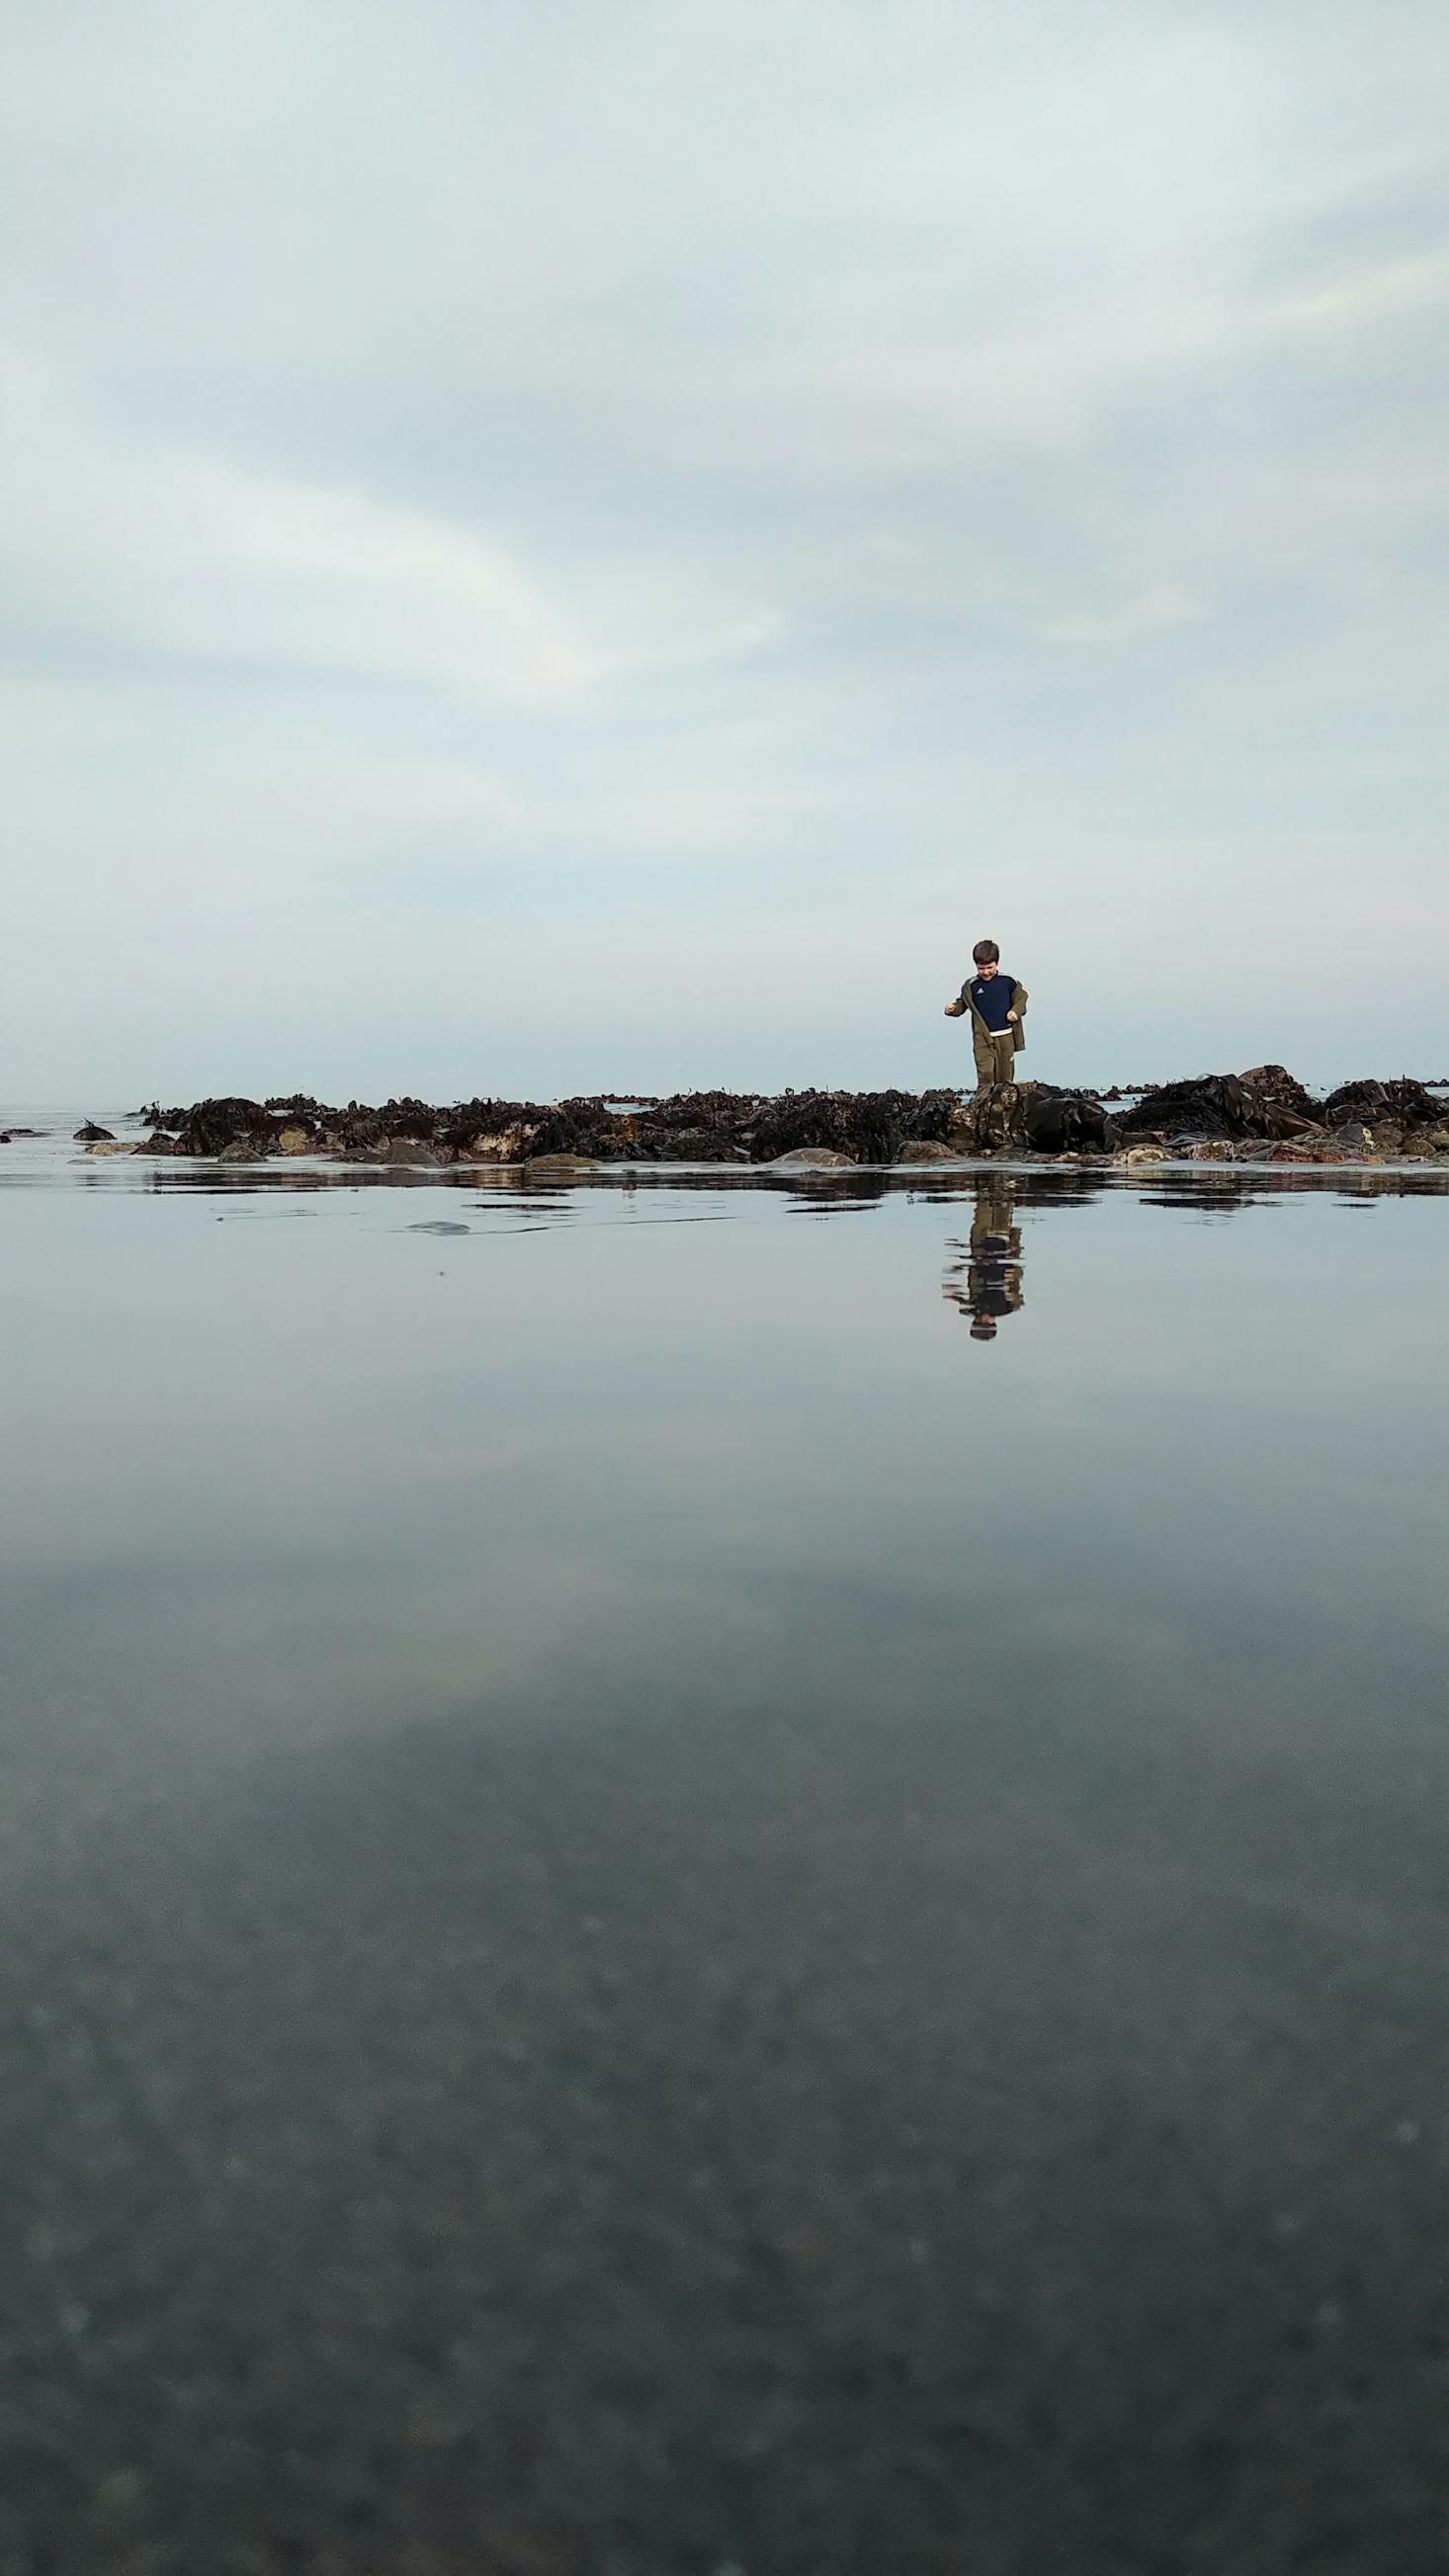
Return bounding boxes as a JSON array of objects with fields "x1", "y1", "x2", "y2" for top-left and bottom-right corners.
[
  {"x1": 944, "y1": 938, "x2": 1028, "y2": 1091},
  {"x1": 942, "y1": 1179, "x2": 1025, "y2": 1341}
]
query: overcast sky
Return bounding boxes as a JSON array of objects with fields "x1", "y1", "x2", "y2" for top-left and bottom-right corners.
[{"x1": 2, "y1": 0, "x2": 1445, "y2": 1103}]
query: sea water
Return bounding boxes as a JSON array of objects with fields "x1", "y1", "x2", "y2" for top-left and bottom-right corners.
[{"x1": 1, "y1": 1120, "x2": 1445, "y2": 2571}]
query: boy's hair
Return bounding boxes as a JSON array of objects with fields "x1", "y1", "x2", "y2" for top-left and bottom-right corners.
[{"x1": 972, "y1": 938, "x2": 1000, "y2": 965}]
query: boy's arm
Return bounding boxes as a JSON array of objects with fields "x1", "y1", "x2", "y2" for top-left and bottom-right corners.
[
  {"x1": 944, "y1": 981, "x2": 971, "y2": 1018},
  {"x1": 1006, "y1": 980, "x2": 1028, "y2": 1025}
]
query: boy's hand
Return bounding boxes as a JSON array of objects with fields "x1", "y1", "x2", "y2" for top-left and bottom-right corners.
[
  {"x1": 944, "y1": 999, "x2": 965, "y2": 1017},
  {"x1": 1006, "y1": 1009, "x2": 1019, "y2": 1023}
]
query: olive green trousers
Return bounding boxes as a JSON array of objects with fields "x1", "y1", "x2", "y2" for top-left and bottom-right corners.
[{"x1": 973, "y1": 1028, "x2": 1017, "y2": 1090}]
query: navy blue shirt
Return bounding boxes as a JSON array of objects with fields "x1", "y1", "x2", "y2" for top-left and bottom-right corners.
[{"x1": 970, "y1": 972, "x2": 1017, "y2": 1034}]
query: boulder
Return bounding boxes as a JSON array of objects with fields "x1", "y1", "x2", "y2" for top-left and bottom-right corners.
[
  {"x1": 460, "y1": 1129, "x2": 531, "y2": 1163},
  {"x1": 218, "y1": 1141, "x2": 264, "y2": 1163},
  {"x1": 275, "y1": 1125, "x2": 313, "y2": 1157},
  {"x1": 1322, "y1": 1077, "x2": 1441, "y2": 1131},
  {"x1": 73, "y1": 1122, "x2": 115, "y2": 1143},
  {"x1": 1021, "y1": 1088, "x2": 1113, "y2": 1154},
  {"x1": 522, "y1": 1152, "x2": 598, "y2": 1176},
  {"x1": 895, "y1": 1139, "x2": 958, "y2": 1163},
  {"x1": 84, "y1": 1140, "x2": 130, "y2": 1156},
  {"x1": 382, "y1": 1137, "x2": 444, "y2": 1166},
  {"x1": 1238, "y1": 1065, "x2": 1322, "y2": 1119},
  {"x1": 131, "y1": 1133, "x2": 176, "y2": 1156},
  {"x1": 946, "y1": 1086, "x2": 1026, "y2": 1154},
  {"x1": 170, "y1": 1098, "x2": 276, "y2": 1157},
  {"x1": 768, "y1": 1148, "x2": 857, "y2": 1168},
  {"x1": 1117, "y1": 1074, "x2": 1313, "y2": 1142}
]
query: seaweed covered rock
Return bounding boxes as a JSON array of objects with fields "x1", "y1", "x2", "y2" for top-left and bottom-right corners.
[
  {"x1": 1021, "y1": 1088, "x2": 1114, "y2": 1154},
  {"x1": 947, "y1": 1087, "x2": 1027, "y2": 1154},
  {"x1": 1237, "y1": 1065, "x2": 1322, "y2": 1121},
  {"x1": 1118, "y1": 1074, "x2": 1314, "y2": 1143},
  {"x1": 129, "y1": 1073, "x2": 1448, "y2": 1170},
  {"x1": 747, "y1": 1088, "x2": 955, "y2": 1165},
  {"x1": 169, "y1": 1097, "x2": 278, "y2": 1157},
  {"x1": 1321, "y1": 1077, "x2": 1443, "y2": 1132}
]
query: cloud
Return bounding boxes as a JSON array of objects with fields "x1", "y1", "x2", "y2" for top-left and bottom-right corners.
[{"x1": 1, "y1": 0, "x2": 1447, "y2": 1097}]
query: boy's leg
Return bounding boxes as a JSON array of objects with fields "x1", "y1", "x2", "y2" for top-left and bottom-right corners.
[
  {"x1": 972, "y1": 1028, "x2": 995, "y2": 1091},
  {"x1": 989, "y1": 1031, "x2": 1015, "y2": 1085}
]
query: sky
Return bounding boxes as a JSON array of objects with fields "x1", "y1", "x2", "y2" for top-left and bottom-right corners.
[{"x1": 1, "y1": 0, "x2": 1446, "y2": 1104}]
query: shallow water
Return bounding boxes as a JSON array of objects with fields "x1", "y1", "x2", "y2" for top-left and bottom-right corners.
[{"x1": 2, "y1": 1120, "x2": 1446, "y2": 2572}]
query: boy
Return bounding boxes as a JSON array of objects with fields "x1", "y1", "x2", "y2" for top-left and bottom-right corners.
[{"x1": 944, "y1": 939, "x2": 1028, "y2": 1091}]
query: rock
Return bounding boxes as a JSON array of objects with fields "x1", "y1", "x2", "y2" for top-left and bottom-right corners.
[
  {"x1": 383, "y1": 1137, "x2": 443, "y2": 1166},
  {"x1": 1117, "y1": 1073, "x2": 1330, "y2": 1143},
  {"x1": 122, "y1": 1074, "x2": 1446, "y2": 1169},
  {"x1": 84, "y1": 1140, "x2": 130, "y2": 1156},
  {"x1": 768, "y1": 1148, "x2": 857, "y2": 1168},
  {"x1": 130, "y1": 1133, "x2": 176, "y2": 1155},
  {"x1": 170, "y1": 1098, "x2": 276, "y2": 1157},
  {"x1": 460, "y1": 1129, "x2": 530, "y2": 1163},
  {"x1": 73, "y1": 1122, "x2": 115, "y2": 1142},
  {"x1": 1238, "y1": 1065, "x2": 1322, "y2": 1119},
  {"x1": 218, "y1": 1141, "x2": 263, "y2": 1163},
  {"x1": 522, "y1": 1152, "x2": 598, "y2": 1176},
  {"x1": 946, "y1": 1085, "x2": 1026, "y2": 1155},
  {"x1": 1322, "y1": 1076, "x2": 1442, "y2": 1131},
  {"x1": 1021, "y1": 1089, "x2": 1112, "y2": 1154},
  {"x1": 1116, "y1": 1145, "x2": 1167, "y2": 1165}
]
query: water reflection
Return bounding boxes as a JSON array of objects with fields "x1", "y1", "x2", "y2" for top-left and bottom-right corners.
[{"x1": 943, "y1": 1177, "x2": 1026, "y2": 1340}]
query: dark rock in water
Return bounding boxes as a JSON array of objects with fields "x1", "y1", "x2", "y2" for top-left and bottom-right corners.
[
  {"x1": 1237, "y1": 1064, "x2": 1322, "y2": 1120},
  {"x1": 1022, "y1": 1088, "x2": 1114, "y2": 1154},
  {"x1": 170, "y1": 1098, "x2": 277, "y2": 1157},
  {"x1": 0, "y1": 1127, "x2": 44, "y2": 1141},
  {"x1": 1118, "y1": 1075, "x2": 1312, "y2": 1143},
  {"x1": 132, "y1": 1073, "x2": 1448, "y2": 1169},
  {"x1": 747, "y1": 1088, "x2": 955, "y2": 1165},
  {"x1": 768, "y1": 1147, "x2": 857, "y2": 1168},
  {"x1": 131, "y1": 1133, "x2": 176, "y2": 1156},
  {"x1": 383, "y1": 1137, "x2": 444, "y2": 1166},
  {"x1": 947, "y1": 1085, "x2": 1024, "y2": 1154},
  {"x1": 1322, "y1": 1076, "x2": 1442, "y2": 1131},
  {"x1": 73, "y1": 1121, "x2": 114, "y2": 1143},
  {"x1": 406, "y1": 1221, "x2": 470, "y2": 1236}
]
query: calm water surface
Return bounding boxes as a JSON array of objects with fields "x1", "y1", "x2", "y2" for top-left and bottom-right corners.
[{"x1": 2, "y1": 1120, "x2": 1446, "y2": 2572}]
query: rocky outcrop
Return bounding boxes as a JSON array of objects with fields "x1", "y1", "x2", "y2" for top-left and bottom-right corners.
[{"x1": 123, "y1": 1073, "x2": 1449, "y2": 1166}]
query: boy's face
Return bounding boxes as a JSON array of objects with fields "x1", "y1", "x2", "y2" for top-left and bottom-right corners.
[{"x1": 975, "y1": 959, "x2": 998, "y2": 980}]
